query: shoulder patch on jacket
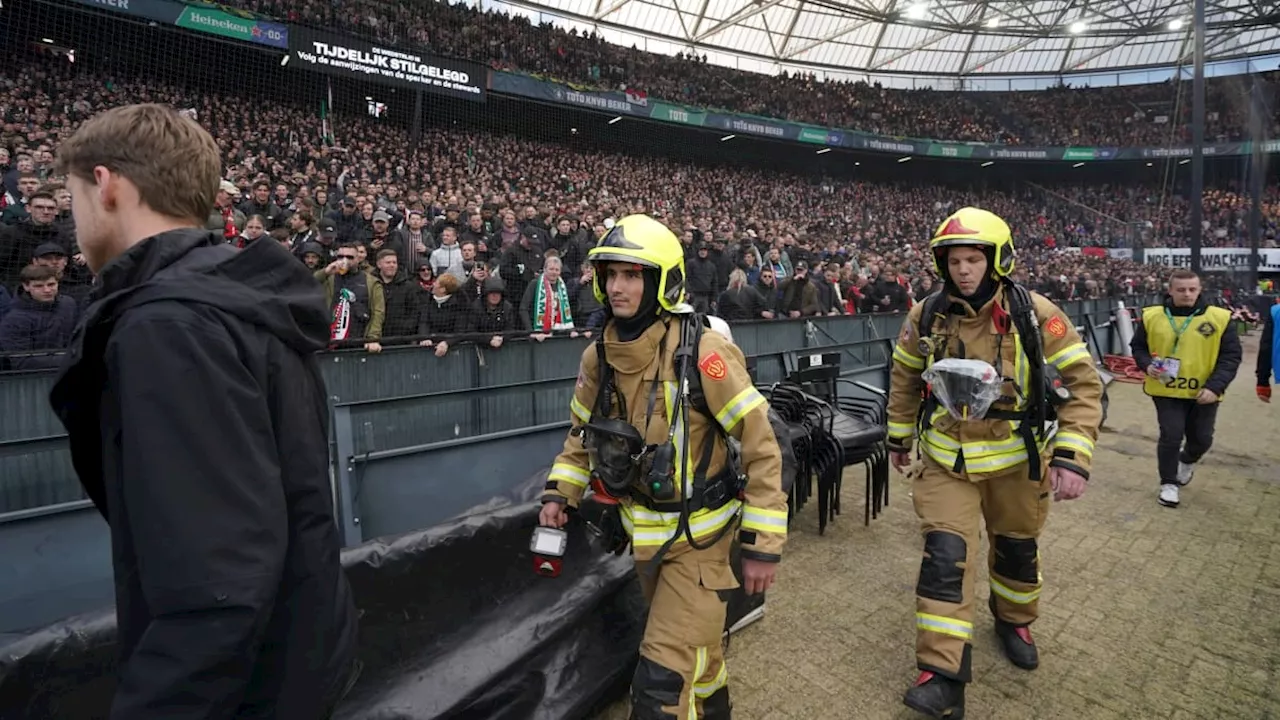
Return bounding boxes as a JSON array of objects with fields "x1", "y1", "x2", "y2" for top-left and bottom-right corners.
[
  {"x1": 1045, "y1": 315, "x2": 1067, "y2": 338},
  {"x1": 698, "y1": 352, "x2": 728, "y2": 380}
]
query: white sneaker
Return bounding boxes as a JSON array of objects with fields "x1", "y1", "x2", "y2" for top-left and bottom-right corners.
[
  {"x1": 1159, "y1": 483, "x2": 1180, "y2": 508},
  {"x1": 1176, "y1": 461, "x2": 1194, "y2": 486}
]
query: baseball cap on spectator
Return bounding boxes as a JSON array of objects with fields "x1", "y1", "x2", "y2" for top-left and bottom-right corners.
[
  {"x1": 318, "y1": 220, "x2": 338, "y2": 238},
  {"x1": 35, "y1": 243, "x2": 67, "y2": 258},
  {"x1": 341, "y1": 197, "x2": 356, "y2": 208},
  {"x1": 219, "y1": 180, "x2": 239, "y2": 197},
  {"x1": 794, "y1": 261, "x2": 809, "y2": 272},
  {"x1": 373, "y1": 210, "x2": 391, "y2": 223}
]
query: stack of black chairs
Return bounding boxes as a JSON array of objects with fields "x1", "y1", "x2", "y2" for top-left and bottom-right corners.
[
  {"x1": 762, "y1": 352, "x2": 890, "y2": 534},
  {"x1": 763, "y1": 382, "x2": 843, "y2": 533}
]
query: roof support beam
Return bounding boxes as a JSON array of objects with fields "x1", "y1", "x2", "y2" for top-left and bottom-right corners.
[
  {"x1": 960, "y1": 34, "x2": 1040, "y2": 75},
  {"x1": 761, "y1": 11, "x2": 781, "y2": 57},
  {"x1": 868, "y1": 29, "x2": 954, "y2": 70},
  {"x1": 594, "y1": 0, "x2": 633, "y2": 21},
  {"x1": 693, "y1": 0, "x2": 789, "y2": 43},
  {"x1": 776, "y1": 3, "x2": 805, "y2": 58},
  {"x1": 782, "y1": 17, "x2": 876, "y2": 59},
  {"x1": 1061, "y1": 34, "x2": 1133, "y2": 73},
  {"x1": 689, "y1": 0, "x2": 713, "y2": 39},
  {"x1": 957, "y1": 3, "x2": 988, "y2": 78}
]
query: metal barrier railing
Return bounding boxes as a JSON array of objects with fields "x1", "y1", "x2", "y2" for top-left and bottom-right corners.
[
  {"x1": 327, "y1": 336, "x2": 895, "y2": 547},
  {"x1": 0, "y1": 297, "x2": 1159, "y2": 520}
]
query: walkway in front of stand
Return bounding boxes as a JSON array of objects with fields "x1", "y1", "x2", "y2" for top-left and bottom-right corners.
[{"x1": 597, "y1": 337, "x2": 1280, "y2": 720}]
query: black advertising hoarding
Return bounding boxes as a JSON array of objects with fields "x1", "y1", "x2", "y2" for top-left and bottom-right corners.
[{"x1": 288, "y1": 27, "x2": 485, "y2": 102}]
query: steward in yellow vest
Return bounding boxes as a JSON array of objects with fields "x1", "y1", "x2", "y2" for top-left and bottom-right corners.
[{"x1": 1129, "y1": 269, "x2": 1241, "y2": 508}]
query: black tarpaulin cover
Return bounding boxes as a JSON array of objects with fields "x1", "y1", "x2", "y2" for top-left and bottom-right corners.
[{"x1": 0, "y1": 471, "x2": 767, "y2": 720}]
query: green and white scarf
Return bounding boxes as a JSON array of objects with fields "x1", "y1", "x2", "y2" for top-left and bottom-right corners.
[{"x1": 534, "y1": 276, "x2": 574, "y2": 331}]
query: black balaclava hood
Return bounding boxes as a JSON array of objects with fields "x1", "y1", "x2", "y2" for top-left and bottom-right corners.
[
  {"x1": 937, "y1": 245, "x2": 1000, "y2": 310},
  {"x1": 611, "y1": 267, "x2": 662, "y2": 342}
]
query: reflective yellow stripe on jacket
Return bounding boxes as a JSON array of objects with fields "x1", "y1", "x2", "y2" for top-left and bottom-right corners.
[
  {"x1": 570, "y1": 395, "x2": 592, "y2": 424},
  {"x1": 1053, "y1": 430, "x2": 1095, "y2": 460},
  {"x1": 548, "y1": 462, "x2": 590, "y2": 490},
  {"x1": 888, "y1": 421, "x2": 915, "y2": 440},
  {"x1": 663, "y1": 382, "x2": 696, "y2": 499},
  {"x1": 741, "y1": 506, "x2": 787, "y2": 534},
  {"x1": 714, "y1": 386, "x2": 766, "y2": 432},
  {"x1": 917, "y1": 327, "x2": 1042, "y2": 476},
  {"x1": 1046, "y1": 341, "x2": 1092, "y2": 371},
  {"x1": 919, "y1": 425, "x2": 1049, "y2": 476},
  {"x1": 620, "y1": 500, "x2": 744, "y2": 548},
  {"x1": 894, "y1": 343, "x2": 925, "y2": 370}
]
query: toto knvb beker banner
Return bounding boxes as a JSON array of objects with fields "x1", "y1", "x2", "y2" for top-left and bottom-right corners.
[{"x1": 288, "y1": 28, "x2": 485, "y2": 101}]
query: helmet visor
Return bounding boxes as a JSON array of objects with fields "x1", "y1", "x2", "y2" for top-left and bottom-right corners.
[{"x1": 932, "y1": 237, "x2": 998, "y2": 249}]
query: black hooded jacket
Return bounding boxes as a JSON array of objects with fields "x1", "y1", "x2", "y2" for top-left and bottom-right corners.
[{"x1": 48, "y1": 229, "x2": 358, "y2": 720}]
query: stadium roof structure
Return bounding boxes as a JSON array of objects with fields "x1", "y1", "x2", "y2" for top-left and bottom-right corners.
[{"x1": 517, "y1": 0, "x2": 1280, "y2": 78}]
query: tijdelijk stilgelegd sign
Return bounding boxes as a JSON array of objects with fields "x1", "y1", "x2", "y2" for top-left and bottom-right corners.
[{"x1": 288, "y1": 28, "x2": 485, "y2": 101}]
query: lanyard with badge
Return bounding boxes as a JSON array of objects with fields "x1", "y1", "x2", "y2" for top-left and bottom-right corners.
[{"x1": 1158, "y1": 308, "x2": 1196, "y2": 378}]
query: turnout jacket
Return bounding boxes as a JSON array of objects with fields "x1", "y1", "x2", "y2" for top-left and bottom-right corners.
[
  {"x1": 887, "y1": 286, "x2": 1104, "y2": 481},
  {"x1": 543, "y1": 315, "x2": 788, "y2": 562}
]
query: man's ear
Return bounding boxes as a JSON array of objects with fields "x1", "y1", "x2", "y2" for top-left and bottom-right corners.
[{"x1": 92, "y1": 166, "x2": 119, "y2": 211}]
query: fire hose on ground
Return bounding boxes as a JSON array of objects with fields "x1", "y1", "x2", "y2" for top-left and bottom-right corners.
[{"x1": 1103, "y1": 355, "x2": 1147, "y2": 383}]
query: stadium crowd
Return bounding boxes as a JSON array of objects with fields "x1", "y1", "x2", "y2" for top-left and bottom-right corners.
[
  {"x1": 0, "y1": 49, "x2": 1270, "y2": 367},
  {"x1": 232, "y1": 0, "x2": 1278, "y2": 147}
]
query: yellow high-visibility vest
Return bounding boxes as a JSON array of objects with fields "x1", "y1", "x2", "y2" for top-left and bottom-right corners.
[{"x1": 1141, "y1": 305, "x2": 1230, "y2": 400}]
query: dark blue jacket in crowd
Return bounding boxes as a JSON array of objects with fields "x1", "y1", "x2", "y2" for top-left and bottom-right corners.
[{"x1": 0, "y1": 293, "x2": 78, "y2": 370}]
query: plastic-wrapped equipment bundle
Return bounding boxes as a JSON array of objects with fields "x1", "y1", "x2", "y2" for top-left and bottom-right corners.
[{"x1": 922, "y1": 358, "x2": 1004, "y2": 422}]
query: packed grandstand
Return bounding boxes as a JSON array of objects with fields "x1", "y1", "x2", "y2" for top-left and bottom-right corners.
[{"x1": 0, "y1": 0, "x2": 1276, "y2": 364}]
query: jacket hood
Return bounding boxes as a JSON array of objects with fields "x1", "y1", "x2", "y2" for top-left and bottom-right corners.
[{"x1": 92, "y1": 228, "x2": 330, "y2": 354}]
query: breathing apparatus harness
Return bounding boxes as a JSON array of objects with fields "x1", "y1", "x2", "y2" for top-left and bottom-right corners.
[
  {"x1": 915, "y1": 280, "x2": 1071, "y2": 481},
  {"x1": 577, "y1": 312, "x2": 745, "y2": 569}
]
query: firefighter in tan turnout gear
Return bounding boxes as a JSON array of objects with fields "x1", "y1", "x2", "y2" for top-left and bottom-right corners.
[
  {"x1": 888, "y1": 207, "x2": 1104, "y2": 719},
  {"x1": 538, "y1": 214, "x2": 788, "y2": 720}
]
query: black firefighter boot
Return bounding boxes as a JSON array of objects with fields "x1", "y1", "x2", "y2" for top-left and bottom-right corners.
[
  {"x1": 990, "y1": 595, "x2": 1039, "y2": 670},
  {"x1": 903, "y1": 672, "x2": 965, "y2": 720}
]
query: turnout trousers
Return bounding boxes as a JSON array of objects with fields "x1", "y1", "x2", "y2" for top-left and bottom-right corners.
[
  {"x1": 631, "y1": 531, "x2": 738, "y2": 720},
  {"x1": 911, "y1": 455, "x2": 1052, "y2": 681},
  {"x1": 1152, "y1": 397, "x2": 1219, "y2": 486}
]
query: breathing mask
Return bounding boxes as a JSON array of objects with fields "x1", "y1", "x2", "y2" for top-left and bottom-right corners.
[{"x1": 580, "y1": 418, "x2": 647, "y2": 498}]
